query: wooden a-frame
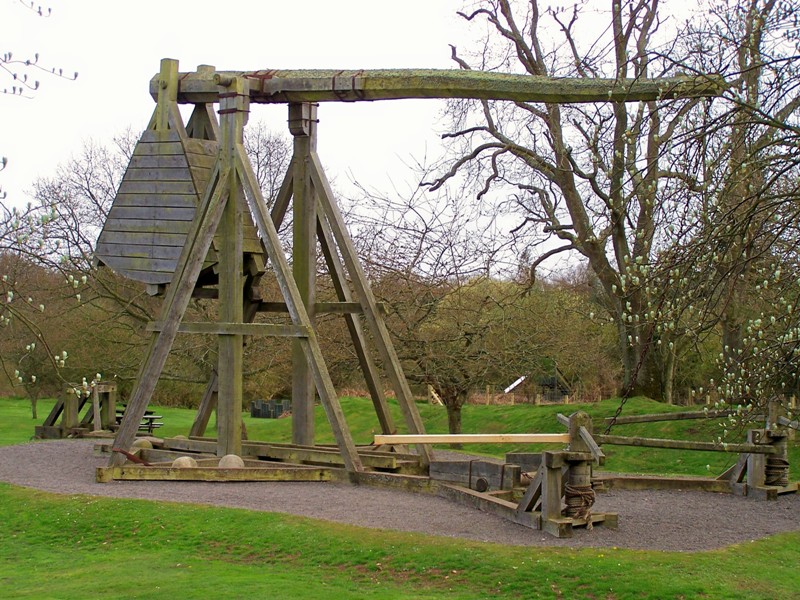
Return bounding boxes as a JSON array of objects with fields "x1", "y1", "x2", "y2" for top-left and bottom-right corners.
[{"x1": 110, "y1": 60, "x2": 432, "y2": 470}]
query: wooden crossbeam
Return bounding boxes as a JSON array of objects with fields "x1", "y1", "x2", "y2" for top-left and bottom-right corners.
[
  {"x1": 152, "y1": 69, "x2": 726, "y2": 105},
  {"x1": 374, "y1": 433, "x2": 570, "y2": 445},
  {"x1": 146, "y1": 321, "x2": 310, "y2": 337}
]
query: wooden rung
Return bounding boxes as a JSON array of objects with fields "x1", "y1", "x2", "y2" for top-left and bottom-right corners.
[
  {"x1": 373, "y1": 433, "x2": 570, "y2": 445},
  {"x1": 146, "y1": 321, "x2": 310, "y2": 337}
]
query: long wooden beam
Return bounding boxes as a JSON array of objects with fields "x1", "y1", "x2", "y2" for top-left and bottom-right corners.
[
  {"x1": 594, "y1": 434, "x2": 777, "y2": 454},
  {"x1": 374, "y1": 433, "x2": 570, "y2": 445},
  {"x1": 602, "y1": 409, "x2": 736, "y2": 425},
  {"x1": 151, "y1": 68, "x2": 726, "y2": 105}
]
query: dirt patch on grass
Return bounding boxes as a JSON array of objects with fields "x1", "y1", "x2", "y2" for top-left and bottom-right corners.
[{"x1": 0, "y1": 439, "x2": 798, "y2": 551}]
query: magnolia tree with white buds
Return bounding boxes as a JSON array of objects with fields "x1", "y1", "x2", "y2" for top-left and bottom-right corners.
[{"x1": 434, "y1": 0, "x2": 800, "y2": 424}]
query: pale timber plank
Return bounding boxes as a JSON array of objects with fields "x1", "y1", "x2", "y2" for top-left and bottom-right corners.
[
  {"x1": 128, "y1": 153, "x2": 214, "y2": 170},
  {"x1": 374, "y1": 433, "x2": 570, "y2": 445},
  {"x1": 97, "y1": 256, "x2": 177, "y2": 273},
  {"x1": 94, "y1": 268, "x2": 175, "y2": 285},
  {"x1": 132, "y1": 141, "x2": 187, "y2": 157},
  {"x1": 95, "y1": 243, "x2": 184, "y2": 261},
  {"x1": 140, "y1": 129, "x2": 183, "y2": 144}
]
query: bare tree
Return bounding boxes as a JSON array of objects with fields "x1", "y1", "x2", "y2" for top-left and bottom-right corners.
[
  {"x1": 431, "y1": 0, "x2": 710, "y2": 396},
  {"x1": 1, "y1": 121, "x2": 294, "y2": 405},
  {"x1": 351, "y1": 173, "x2": 616, "y2": 435},
  {"x1": 0, "y1": 1, "x2": 77, "y2": 99}
]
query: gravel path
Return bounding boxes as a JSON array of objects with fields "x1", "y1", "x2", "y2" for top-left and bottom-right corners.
[{"x1": 1, "y1": 439, "x2": 798, "y2": 551}]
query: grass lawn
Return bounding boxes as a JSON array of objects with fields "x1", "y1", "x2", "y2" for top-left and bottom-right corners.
[
  {"x1": 1, "y1": 395, "x2": 798, "y2": 598},
  {"x1": 1, "y1": 483, "x2": 798, "y2": 599}
]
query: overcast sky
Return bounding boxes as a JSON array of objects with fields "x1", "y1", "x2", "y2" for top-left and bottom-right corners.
[{"x1": 1, "y1": 1, "x2": 467, "y2": 204}]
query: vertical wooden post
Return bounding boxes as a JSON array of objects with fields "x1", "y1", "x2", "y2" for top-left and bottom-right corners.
[
  {"x1": 62, "y1": 389, "x2": 79, "y2": 432},
  {"x1": 746, "y1": 429, "x2": 766, "y2": 488},
  {"x1": 289, "y1": 102, "x2": 318, "y2": 446},
  {"x1": 568, "y1": 411, "x2": 591, "y2": 453},
  {"x1": 91, "y1": 387, "x2": 102, "y2": 432},
  {"x1": 540, "y1": 451, "x2": 565, "y2": 536},
  {"x1": 99, "y1": 384, "x2": 116, "y2": 430},
  {"x1": 215, "y1": 76, "x2": 248, "y2": 457},
  {"x1": 154, "y1": 59, "x2": 178, "y2": 133},
  {"x1": 767, "y1": 398, "x2": 785, "y2": 430}
]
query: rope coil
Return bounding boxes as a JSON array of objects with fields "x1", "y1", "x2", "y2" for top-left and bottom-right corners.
[
  {"x1": 564, "y1": 483, "x2": 596, "y2": 529},
  {"x1": 765, "y1": 456, "x2": 790, "y2": 487}
]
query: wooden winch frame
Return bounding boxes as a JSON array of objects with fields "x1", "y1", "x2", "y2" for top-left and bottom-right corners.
[{"x1": 92, "y1": 58, "x2": 726, "y2": 537}]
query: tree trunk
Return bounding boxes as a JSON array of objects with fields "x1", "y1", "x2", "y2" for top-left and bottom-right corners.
[
  {"x1": 30, "y1": 397, "x2": 37, "y2": 420},
  {"x1": 662, "y1": 344, "x2": 676, "y2": 405},
  {"x1": 446, "y1": 402, "x2": 463, "y2": 449},
  {"x1": 617, "y1": 319, "x2": 649, "y2": 396}
]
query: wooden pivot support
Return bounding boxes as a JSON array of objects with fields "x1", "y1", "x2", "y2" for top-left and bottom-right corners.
[
  {"x1": 511, "y1": 450, "x2": 617, "y2": 538},
  {"x1": 718, "y1": 428, "x2": 796, "y2": 499}
]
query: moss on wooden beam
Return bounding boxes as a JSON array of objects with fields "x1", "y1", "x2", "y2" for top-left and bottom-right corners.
[{"x1": 150, "y1": 67, "x2": 726, "y2": 104}]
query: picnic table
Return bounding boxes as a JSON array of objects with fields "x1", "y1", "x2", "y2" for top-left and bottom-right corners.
[{"x1": 116, "y1": 407, "x2": 164, "y2": 434}]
